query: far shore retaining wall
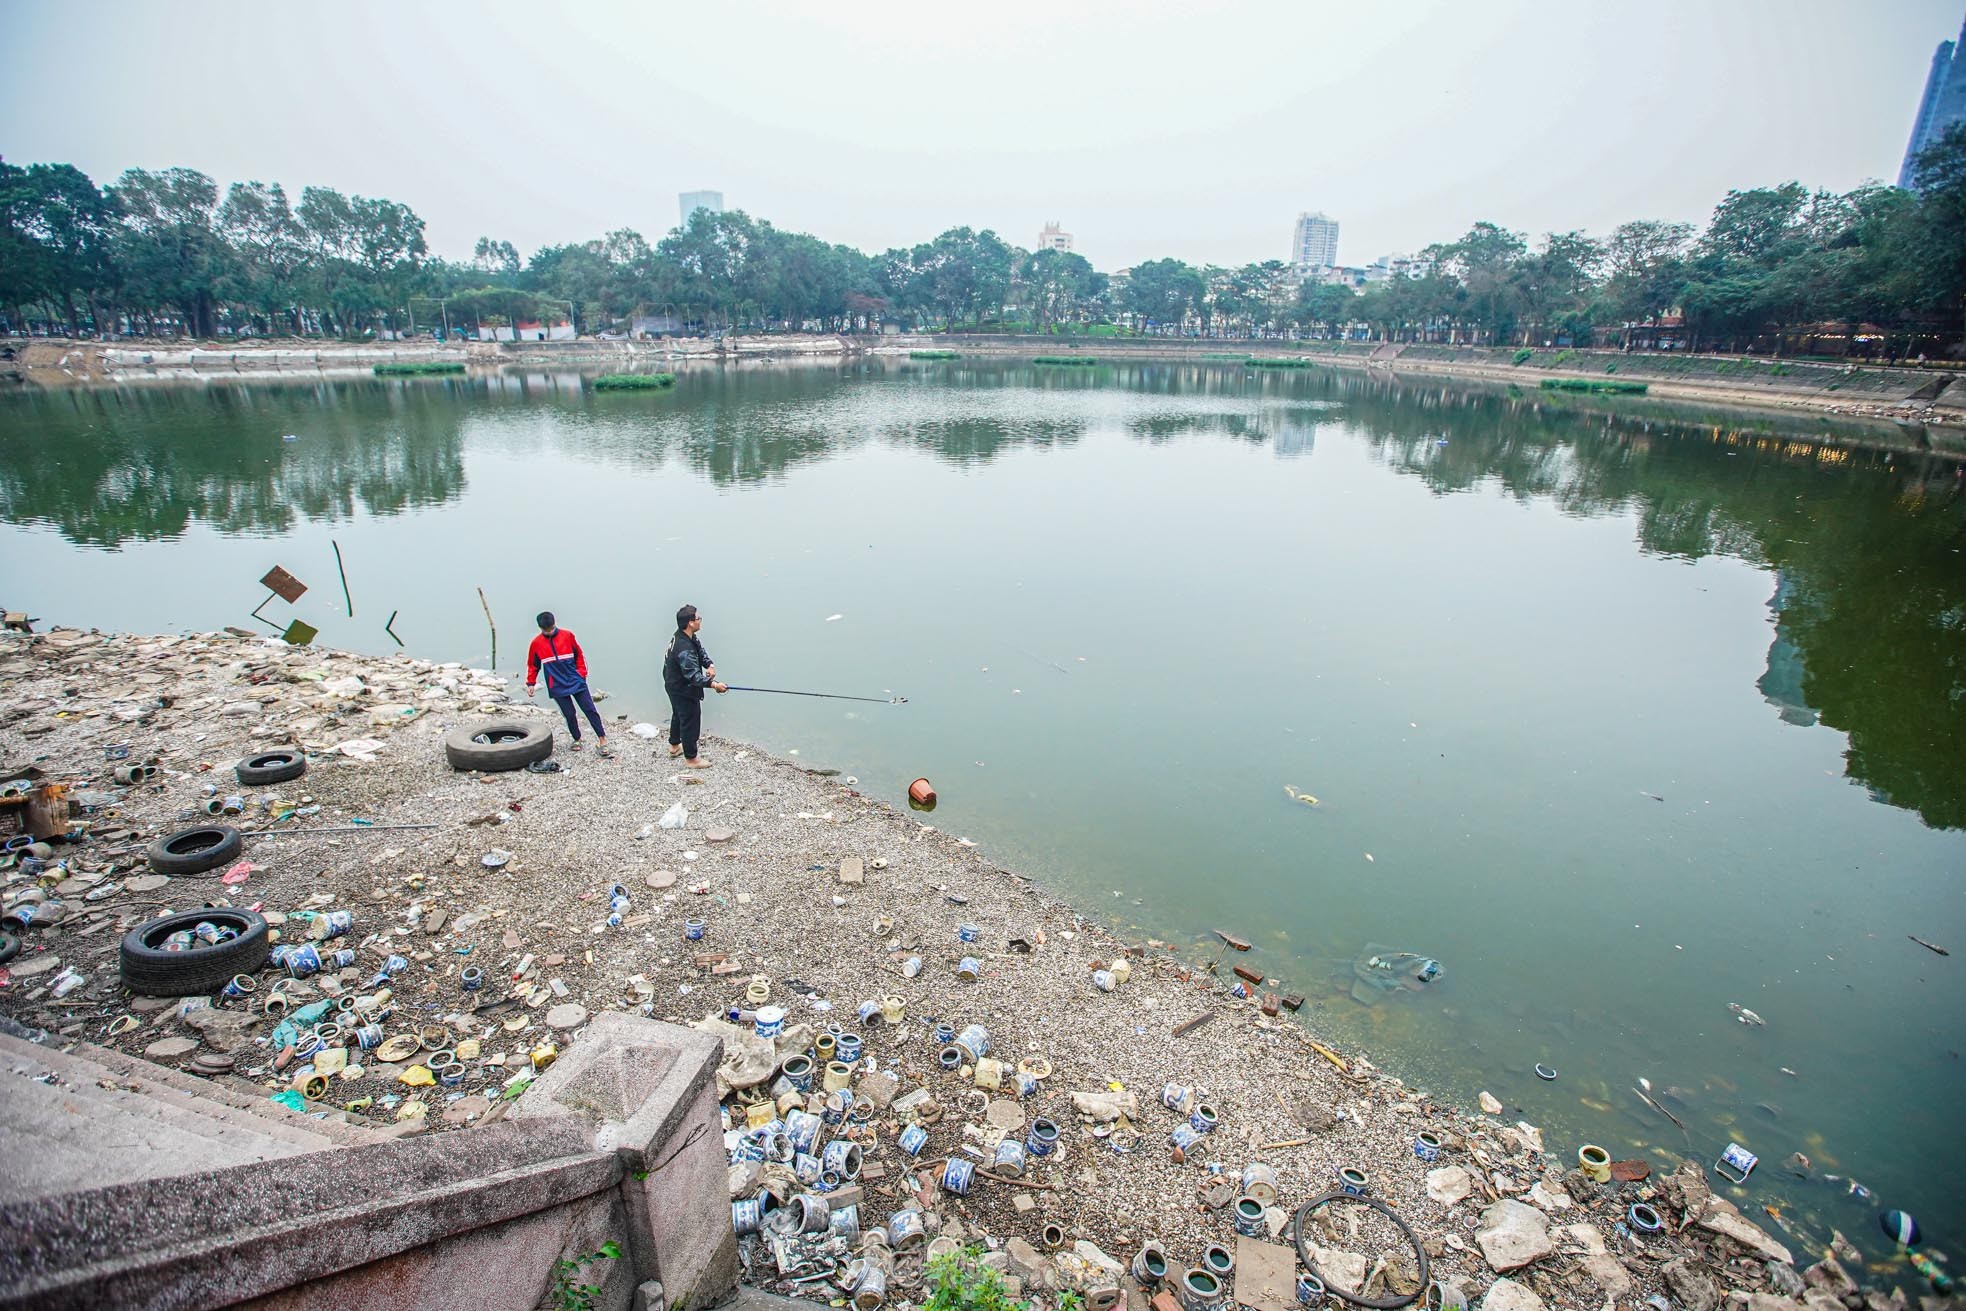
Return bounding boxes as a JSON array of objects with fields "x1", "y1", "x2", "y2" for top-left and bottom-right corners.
[
  {"x1": 920, "y1": 334, "x2": 1958, "y2": 409},
  {"x1": 13, "y1": 333, "x2": 1960, "y2": 430}
]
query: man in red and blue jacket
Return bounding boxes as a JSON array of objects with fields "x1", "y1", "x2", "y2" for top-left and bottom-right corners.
[{"x1": 526, "y1": 612, "x2": 610, "y2": 755}]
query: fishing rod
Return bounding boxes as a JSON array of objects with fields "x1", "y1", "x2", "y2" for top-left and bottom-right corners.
[{"x1": 721, "y1": 685, "x2": 908, "y2": 705}]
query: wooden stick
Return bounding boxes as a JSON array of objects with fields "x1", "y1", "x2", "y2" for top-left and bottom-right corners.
[
  {"x1": 332, "y1": 539, "x2": 353, "y2": 617},
  {"x1": 1909, "y1": 935, "x2": 1950, "y2": 956},
  {"x1": 477, "y1": 586, "x2": 497, "y2": 669},
  {"x1": 1259, "y1": 1137, "x2": 1313, "y2": 1151},
  {"x1": 1307, "y1": 1040, "x2": 1350, "y2": 1073},
  {"x1": 978, "y1": 1169, "x2": 1059, "y2": 1191}
]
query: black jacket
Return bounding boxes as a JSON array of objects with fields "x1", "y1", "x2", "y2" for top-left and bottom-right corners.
[{"x1": 663, "y1": 630, "x2": 713, "y2": 700}]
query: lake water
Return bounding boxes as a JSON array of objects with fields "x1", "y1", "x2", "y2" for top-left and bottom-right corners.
[{"x1": 3, "y1": 360, "x2": 1962, "y2": 1261}]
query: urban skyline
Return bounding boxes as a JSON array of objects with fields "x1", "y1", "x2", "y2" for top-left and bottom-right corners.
[{"x1": 1899, "y1": 11, "x2": 1966, "y2": 185}]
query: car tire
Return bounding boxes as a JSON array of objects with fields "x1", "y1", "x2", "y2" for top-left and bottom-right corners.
[
  {"x1": 0, "y1": 931, "x2": 19, "y2": 966},
  {"x1": 235, "y1": 750, "x2": 307, "y2": 786},
  {"x1": 444, "y1": 721, "x2": 553, "y2": 773},
  {"x1": 147, "y1": 825, "x2": 245, "y2": 876},
  {"x1": 119, "y1": 909, "x2": 270, "y2": 997}
]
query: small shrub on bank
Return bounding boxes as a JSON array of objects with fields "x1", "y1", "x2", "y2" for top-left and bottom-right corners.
[
  {"x1": 1512, "y1": 347, "x2": 1534, "y2": 365},
  {"x1": 591, "y1": 373, "x2": 676, "y2": 390},
  {"x1": 373, "y1": 361, "x2": 465, "y2": 376},
  {"x1": 1541, "y1": 378, "x2": 1647, "y2": 394}
]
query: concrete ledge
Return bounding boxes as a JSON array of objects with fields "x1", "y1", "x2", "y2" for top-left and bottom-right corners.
[
  {"x1": 0, "y1": 1117, "x2": 609, "y2": 1310},
  {"x1": 511, "y1": 1013, "x2": 738, "y2": 1310}
]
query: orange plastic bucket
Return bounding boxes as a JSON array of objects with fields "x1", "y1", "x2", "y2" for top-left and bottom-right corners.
[{"x1": 908, "y1": 778, "x2": 937, "y2": 809}]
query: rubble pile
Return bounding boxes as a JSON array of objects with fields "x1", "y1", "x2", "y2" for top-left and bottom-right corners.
[{"x1": 0, "y1": 628, "x2": 1949, "y2": 1311}]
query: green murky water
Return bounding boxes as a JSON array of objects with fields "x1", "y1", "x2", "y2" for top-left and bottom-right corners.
[{"x1": 3, "y1": 360, "x2": 1961, "y2": 1262}]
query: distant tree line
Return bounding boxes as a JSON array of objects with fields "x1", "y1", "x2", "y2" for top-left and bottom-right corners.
[{"x1": 3, "y1": 125, "x2": 1961, "y2": 353}]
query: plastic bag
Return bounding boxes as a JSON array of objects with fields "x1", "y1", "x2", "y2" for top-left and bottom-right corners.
[{"x1": 658, "y1": 801, "x2": 689, "y2": 830}]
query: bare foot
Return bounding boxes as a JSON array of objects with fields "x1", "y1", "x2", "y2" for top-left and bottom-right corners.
[{"x1": 685, "y1": 757, "x2": 712, "y2": 768}]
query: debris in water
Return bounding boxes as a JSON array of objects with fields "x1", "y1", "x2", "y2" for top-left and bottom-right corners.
[
  {"x1": 1283, "y1": 785, "x2": 1319, "y2": 806},
  {"x1": 1641, "y1": 791, "x2": 1665, "y2": 802},
  {"x1": 825, "y1": 614, "x2": 844, "y2": 622},
  {"x1": 1727, "y1": 1003, "x2": 1766, "y2": 1027},
  {"x1": 1908, "y1": 935, "x2": 1949, "y2": 956}
]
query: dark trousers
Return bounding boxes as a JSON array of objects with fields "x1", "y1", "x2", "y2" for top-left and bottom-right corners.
[
  {"x1": 552, "y1": 688, "x2": 605, "y2": 741},
  {"x1": 668, "y1": 691, "x2": 703, "y2": 758}
]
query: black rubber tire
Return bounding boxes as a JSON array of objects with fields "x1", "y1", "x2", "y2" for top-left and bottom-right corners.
[
  {"x1": 119, "y1": 909, "x2": 270, "y2": 996},
  {"x1": 444, "y1": 721, "x2": 553, "y2": 772},
  {"x1": 236, "y1": 749, "x2": 307, "y2": 786},
  {"x1": 147, "y1": 825, "x2": 245, "y2": 876},
  {"x1": 0, "y1": 931, "x2": 19, "y2": 965}
]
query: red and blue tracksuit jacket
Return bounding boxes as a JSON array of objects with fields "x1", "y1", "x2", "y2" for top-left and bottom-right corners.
[{"x1": 526, "y1": 629, "x2": 590, "y2": 697}]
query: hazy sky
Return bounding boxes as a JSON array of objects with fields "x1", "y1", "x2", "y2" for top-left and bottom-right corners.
[{"x1": 6, "y1": 0, "x2": 1961, "y2": 270}]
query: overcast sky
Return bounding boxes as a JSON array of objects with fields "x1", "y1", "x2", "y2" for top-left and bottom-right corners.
[{"x1": 5, "y1": 0, "x2": 1961, "y2": 270}]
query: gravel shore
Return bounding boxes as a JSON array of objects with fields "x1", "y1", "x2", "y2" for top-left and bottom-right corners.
[{"x1": 0, "y1": 628, "x2": 1916, "y2": 1311}]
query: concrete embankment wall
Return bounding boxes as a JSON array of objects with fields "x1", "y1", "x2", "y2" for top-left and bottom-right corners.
[
  {"x1": 922, "y1": 334, "x2": 1957, "y2": 410},
  {"x1": 10, "y1": 334, "x2": 859, "y2": 385},
  {"x1": 0, "y1": 1015, "x2": 736, "y2": 1311}
]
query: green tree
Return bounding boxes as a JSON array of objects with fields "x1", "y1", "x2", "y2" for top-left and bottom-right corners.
[
  {"x1": 473, "y1": 236, "x2": 520, "y2": 278},
  {"x1": 1123, "y1": 258, "x2": 1205, "y2": 333},
  {"x1": 1295, "y1": 281, "x2": 1358, "y2": 338},
  {"x1": 218, "y1": 181, "x2": 305, "y2": 335},
  {"x1": 1601, "y1": 220, "x2": 1692, "y2": 347},
  {"x1": 1436, "y1": 221, "x2": 1527, "y2": 344},
  {"x1": 110, "y1": 167, "x2": 223, "y2": 336}
]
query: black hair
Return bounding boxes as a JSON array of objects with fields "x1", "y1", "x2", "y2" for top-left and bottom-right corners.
[
  {"x1": 675, "y1": 604, "x2": 698, "y2": 632},
  {"x1": 536, "y1": 611, "x2": 555, "y2": 631}
]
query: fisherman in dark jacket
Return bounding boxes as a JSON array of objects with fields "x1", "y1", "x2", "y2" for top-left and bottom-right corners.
[{"x1": 662, "y1": 603, "x2": 725, "y2": 767}]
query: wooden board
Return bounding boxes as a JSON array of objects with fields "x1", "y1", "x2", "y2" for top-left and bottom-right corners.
[
  {"x1": 1233, "y1": 1236, "x2": 1299, "y2": 1311},
  {"x1": 260, "y1": 565, "x2": 308, "y2": 603}
]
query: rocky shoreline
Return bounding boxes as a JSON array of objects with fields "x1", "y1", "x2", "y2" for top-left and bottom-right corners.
[{"x1": 0, "y1": 628, "x2": 1944, "y2": 1311}]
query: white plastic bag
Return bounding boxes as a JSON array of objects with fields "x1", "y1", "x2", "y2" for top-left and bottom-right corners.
[
  {"x1": 658, "y1": 801, "x2": 689, "y2": 830},
  {"x1": 630, "y1": 723, "x2": 661, "y2": 739}
]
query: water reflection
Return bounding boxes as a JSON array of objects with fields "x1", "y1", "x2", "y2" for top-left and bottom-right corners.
[
  {"x1": 1, "y1": 362, "x2": 1960, "y2": 832},
  {"x1": 0, "y1": 381, "x2": 469, "y2": 547}
]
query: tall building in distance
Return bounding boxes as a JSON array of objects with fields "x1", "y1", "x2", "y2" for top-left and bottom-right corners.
[
  {"x1": 1291, "y1": 212, "x2": 1340, "y2": 276},
  {"x1": 1899, "y1": 12, "x2": 1966, "y2": 188},
  {"x1": 679, "y1": 190, "x2": 725, "y2": 227},
  {"x1": 1037, "y1": 221, "x2": 1073, "y2": 253}
]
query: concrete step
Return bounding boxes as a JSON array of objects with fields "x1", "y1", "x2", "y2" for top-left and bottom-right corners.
[
  {"x1": 76, "y1": 1039, "x2": 384, "y2": 1148},
  {"x1": 0, "y1": 1033, "x2": 350, "y2": 1153},
  {"x1": 0, "y1": 1032, "x2": 367, "y2": 1204}
]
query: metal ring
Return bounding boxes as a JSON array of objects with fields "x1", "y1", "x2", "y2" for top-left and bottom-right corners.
[{"x1": 1291, "y1": 1191, "x2": 1430, "y2": 1309}]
